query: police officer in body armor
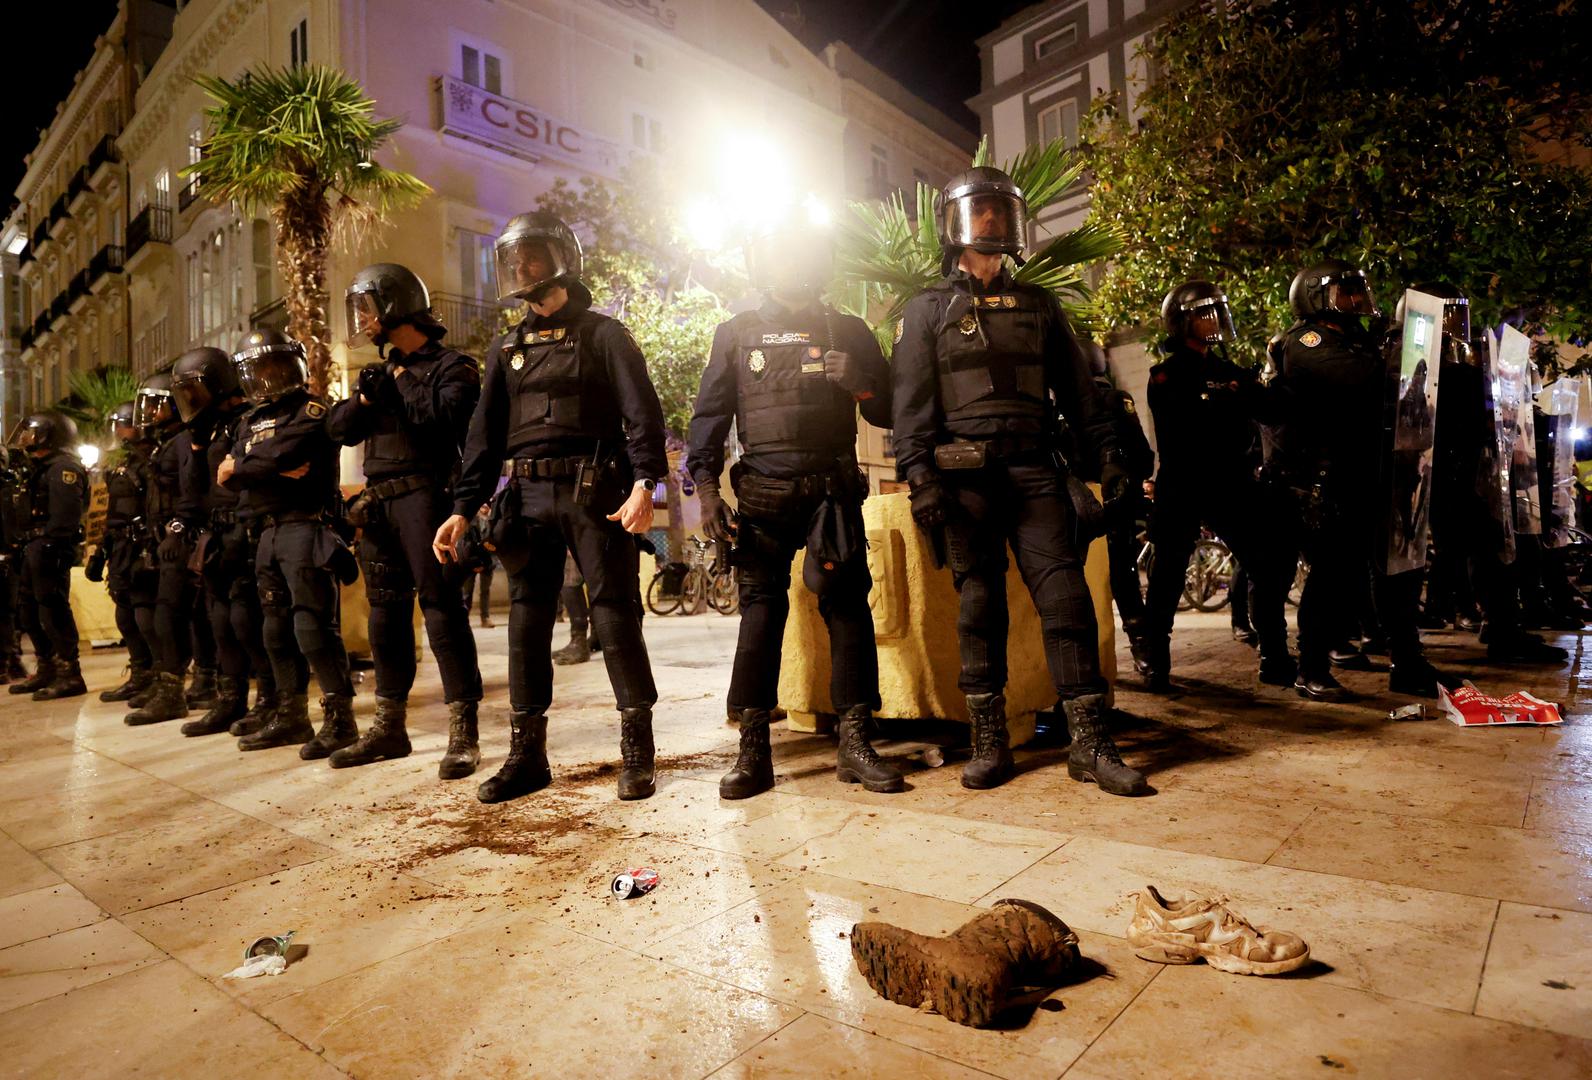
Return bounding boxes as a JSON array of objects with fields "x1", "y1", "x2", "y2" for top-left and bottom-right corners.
[
  {"x1": 892, "y1": 167, "x2": 1148, "y2": 797},
  {"x1": 1140, "y1": 282, "x2": 1294, "y2": 691},
  {"x1": 5, "y1": 413, "x2": 87, "y2": 699},
  {"x1": 325, "y1": 263, "x2": 485, "y2": 777},
  {"x1": 221, "y1": 329, "x2": 360, "y2": 757},
  {"x1": 90, "y1": 402, "x2": 159, "y2": 702},
  {"x1": 0, "y1": 444, "x2": 29, "y2": 685},
  {"x1": 168, "y1": 346, "x2": 273, "y2": 736},
  {"x1": 686, "y1": 219, "x2": 903, "y2": 800},
  {"x1": 433, "y1": 210, "x2": 666, "y2": 804}
]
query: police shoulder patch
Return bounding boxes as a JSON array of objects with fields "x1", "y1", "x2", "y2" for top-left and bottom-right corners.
[
  {"x1": 893, "y1": 319, "x2": 904, "y2": 345},
  {"x1": 304, "y1": 400, "x2": 327, "y2": 419},
  {"x1": 60, "y1": 469, "x2": 78, "y2": 485},
  {"x1": 1299, "y1": 330, "x2": 1322, "y2": 348}
]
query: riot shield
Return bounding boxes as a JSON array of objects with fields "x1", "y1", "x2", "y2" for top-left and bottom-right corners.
[
  {"x1": 1541, "y1": 377, "x2": 1582, "y2": 547},
  {"x1": 1476, "y1": 329, "x2": 1516, "y2": 563},
  {"x1": 1497, "y1": 325, "x2": 1541, "y2": 536},
  {"x1": 1383, "y1": 290, "x2": 1445, "y2": 575}
]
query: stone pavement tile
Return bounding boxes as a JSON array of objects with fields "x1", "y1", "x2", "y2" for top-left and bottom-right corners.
[
  {"x1": 655, "y1": 870, "x2": 1156, "y2": 1080},
  {"x1": 0, "y1": 959, "x2": 344, "y2": 1077},
  {"x1": 0, "y1": 918, "x2": 163, "y2": 1014},
  {"x1": 124, "y1": 854, "x2": 508, "y2": 1008},
  {"x1": 0, "y1": 723, "x2": 68, "y2": 764},
  {"x1": 0, "y1": 882, "x2": 107, "y2": 950},
  {"x1": 37, "y1": 807, "x2": 333, "y2": 916},
  {"x1": 1069, "y1": 963, "x2": 1592, "y2": 1080},
  {"x1": 767, "y1": 739, "x2": 978, "y2": 815},
  {"x1": 1475, "y1": 902, "x2": 1592, "y2": 1040},
  {"x1": 261, "y1": 913, "x2": 798, "y2": 1078},
  {"x1": 710, "y1": 1013, "x2": 995, "y2": 1079},
  {"x1": 1270, "y1": 807, "x2": 1592, "y2": 913},
  {"x1": 771, "y1": 804, "x2": 1065, "y2": 904},
  {"x1": 583, "y1": 774, "x2": 803, "y2": 846},
  {"x1": 0, "y1": 742, "x2": 147, "y2": 799},
  {"x1": 945, "y1": 765, "x2": 1317, "y2": 864},
  {"x1": 0, "y1": 831, "x2": 61, "y2": 900},
  {"x1": 1527, "y1": 780, "x2": 1592, "y2": 836},
  {"x1": 81, "y1": 723, "x2": 310, "y2": 792},
  {"x1": 987, "y1": 834, "x2": 1497, "y2": 1013},
  {"x1": 0, "y1": 773, "x2": 211, "y2": 849},
  {"x1": 694, "y1": 796, "x2": 868, "y2": 862}
]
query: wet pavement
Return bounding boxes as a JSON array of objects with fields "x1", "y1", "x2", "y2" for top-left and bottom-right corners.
[{"x1": 1, "y1": 609, "x2": 1589, "y2": 1077}]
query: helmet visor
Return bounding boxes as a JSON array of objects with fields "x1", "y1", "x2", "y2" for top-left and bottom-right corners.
[
  {"x1": 1325, "y1": 273, "x2": 1378, "y2": 316},
  {"x1": 494, "y1": 237, "x2": 567, "y2": 303},
  {"x1": 9, "y1": 421, "x2": 43, "y2": 450},
  {"x1": 234, "y1": 346, "x2": 307, "y2": 403},
  {"x1": 1442, "y1": 298, "x2": 1470, "y2": 343},
  {"x1": 133, "y1": 389, "x2": 174, "y2": 433},
  {"x1": 1182, "y1": 295, "x2": 1237, "y2": 343},
  {"x1": 345, "y1": 288, "x2": 385, "y2": 348},
  {"x1": 943, "y1": 192, "x2": 1027, "y2": 254},
  {"x1": 171, "y1": 373, "x2": 214, "y2": 425},
  {"x1": 746, "y1": 231, "x2": 834, "y2": 295}
]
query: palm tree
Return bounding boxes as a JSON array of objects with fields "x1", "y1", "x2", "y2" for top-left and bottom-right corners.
[
  {"x1": 59, "y1": 366, "x2": 140, "y2": 443},
  {"x1": 186, "y1": 66, "x2": 431, "y2": 396},
  {"x1": 835, "y1": 136, "x2": 1123, "y2": 348}
]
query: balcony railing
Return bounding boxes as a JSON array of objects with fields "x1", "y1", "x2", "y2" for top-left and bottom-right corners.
[
  {"x1": 89, "y1": 244, "x2": 125, "y2": 282},
  {"x1": 433, "y1": 292, "x2": 509, "y2": 346},
  {"x1": 178, "y1": 176, "x2": 204, "y2": 212},
  {"x1": 87, "y1": 134, "x2": 118, "y2": 174},
  {"x1": 48, "y1": 194, "x2": 70, "y2": 227},
  {"x1": 249, "y1": 296, "x2": 288, "y2": 331},
  {"x1": 31, "y1": 219, "x2": 49, "y2": 251},
  {"x1": 49, "y1": 293, "x2": 70, "y2": 324},
  {"x1": 126, "y1": 204, "x2": 172, "y2": 259},
  {"x1": 31, "y1": 311, "x2": 50, "y2": 340},
  {"x1": 67, "y1": 166, "x2": 92, "y2": 204},
  {"x1": 19, "y1": 325, "x2": 36, "y2": 352},
  {"x1": 18, "y1": 245, "x2": 34, "y2": 267}
]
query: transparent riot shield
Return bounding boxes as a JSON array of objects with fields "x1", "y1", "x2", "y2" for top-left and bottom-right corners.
[
  {"x1": 1383, "y1": 290, "x2": 1445, "y2": 575},
  {"x1": 1477, "y1": 329, "x2": 1516, "y2": 563},
  {"x1": 1498, "y1": 326, "x2": 1541, "y2": 536},
  {"x1": 1542, "y1": 377, "x2": 1582, "y2": 547}
]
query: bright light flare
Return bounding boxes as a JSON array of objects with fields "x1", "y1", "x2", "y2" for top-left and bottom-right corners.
[
  {"x1": 77, "y1": 443, "x2": 100, "y2": 469},
  {"x1": 1573, "y1": 426, "x2": 1588, "y2": 442},
  {"x1": 802, "y1": 193, "x2": 832, "y2": 229},
  {"x1": 683, "y1": 197, "x2": 729, "y2": 253}
]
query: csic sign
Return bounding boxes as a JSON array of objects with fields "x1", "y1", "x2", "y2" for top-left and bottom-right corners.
[{"x1": 436, "y1": 75, "x2": 626, "y2": 179}]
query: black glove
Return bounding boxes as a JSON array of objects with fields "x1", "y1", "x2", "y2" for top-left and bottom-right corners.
[
  {"x1": 85, "y1": 545, "x2": 106, "y2": 583},
  {"x1": 157, "y1": 529, "x2": 189, "y2": 563},
  {"x1": 1100, "y1": 461, "x2": 1132, "y2": 507},
  {"x1": 823, "y1": 350, "x2": 871, "y2": 396},
  {"x1": 356, "y1": 364, "x2": 389, "y2": 405},
  {"x1": 696, "y1": 477, "x2": 737, "y2": 543},
  {"x1": 909, "y1": 477, "x2": 949, "y2": 529}
]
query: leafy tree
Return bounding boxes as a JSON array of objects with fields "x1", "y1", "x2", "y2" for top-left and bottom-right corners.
[
  {"x1": 187, "y1": 66, "x2": 431, "y2": 396},
  {"x1": 59, "y1": 367, "x2": 139, "y2": 443},
  {"x1": 1083, "y1": 0, "x2": 1592, "y2": 365}
]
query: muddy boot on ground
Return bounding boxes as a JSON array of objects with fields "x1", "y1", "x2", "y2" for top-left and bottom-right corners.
[
  {"x1": 1064, "y1": 694, "x2": 1149, "y2": 796},
  {"x1": 329, "y1": 697, "x2": 409, "y2": 768},
  {"x1": 438, "y1": 700, "x2": 481, "y2": 780},
  {"x1": 552, "y1": 628, "x2": 590, "y2": 665},
  {"x1": 617, "y1": 706, "x2": 656, "y2": 800},
  {"x1": 835, "y1": 705, "x2": 904, "y2": 793},
  {"x1": 300, "y1": 694, "x2": 358, "y2": 760},
  {"x1": 719, "y1": 708, "x2": 774, "y2": 800},
  {"x1": 8, "y1": 658, "x2": 54, "y2": 696},
  {"x1": 124, "y1": 671, "x2": 188, "y2": 724},
  {"x1": 850, "y1": 899, "x2": 1081, "y2": 1028},
  {"x1": 100, "y1": 665, "x2": 153, "y2": 703},
  {"x1": 34, "y1": 658, "x2": 88, "y2": 701},
  {"x1": 238, "y1": 693, "x2": 313, "y2": 751},
  {"x1": 231, "y1": 681, "x2": 277, "y2": 737},
  {"x1": 960, "y1": 693, "x2": 1014, "y2": 790},
  {"x1": 185, "y1": 666, "x2": 218, "y2": 708},
  {"x1": 181, "y1": 675, "x2": 249, "y2": 736},
  {"x1": 477, "y1": 710, "x2": 551, "y2": 803}
]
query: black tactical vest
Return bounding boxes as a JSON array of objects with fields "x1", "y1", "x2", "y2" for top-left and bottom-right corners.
[
  {"x1": 732, "y1": 318, "x2": 857, "y2": 456},
  {"x1": 935, "y1": 289, "x2": 1049, "y2": 422},
  {"x1": 105, "y1": 448, "x2": 148, "y2": 526},
  {"x1": 146, "y1": 436, "x2": 181, "y2": 524},
  {"x1": 364, "y1": 349, "x2": 463, "y2": 476},
  {"x1": 0, "y1": 461, "x2": 29, "y2": 542},
  {"x1": 504, "y1": 316, "x2": 622, "y2": 452},
  {"x1": 206, "y1": 407, "x2": 248, "y2": 513}
]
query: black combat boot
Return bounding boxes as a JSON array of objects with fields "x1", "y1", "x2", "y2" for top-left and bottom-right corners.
[
  {"x1": 124, "y1": 672, "x2": 188, "y2": 723},
  {"x1": 100, "y1": 665, "x2": 154, "y2": 703},
  {"x1": 1257, "y1": 652, "x2": 1298, "y2": 688},
  {"x1": 126, "y1": 674, "x2": 159, "y2": 709},
  {"x1": 719, "y1": 708, "x2": 774, "y2": 800},
  {"x1": 552, "y1": 628, "x2": 591, "y2": 666},
  {"x1": 1293, "y1": 664, "x2": 1347, "y2": 701},
  {"x1": 301, "y1": 694, "x2": 358, "y2": 760},
  {"x1": 34, "y1": 658, "x2": 87, "y2": 701},
  {"x1": 8, "y1": 658, "x2": 54, "y2": 696},
  {"x1": 181, "y1": 675, "x2": 248, "y2": 736},
  {"x1": 477, "y1": 710, "x2": 552, "y2": 803},
  {"x1": 238, "y1": 693, "x2": 313, "y2": 751},
  {"x1": 1388, "y1": 659, "x2": 1463, "y2": 699},
  {"x1": 3, "y1": 653, "x2": 25, "y2": 683},
  {"x1": 329, "y1": 697, "x2": 410, "y2": 768},
  {"x1": 618, "y1": 706, "x2": 656, "y2": 800},
  {"x1": 1064, "y1": 694, "x2": 1149, "y2": 796},
  {"x1": 835, "y1": 705, "x2": 905, "y2": 793},
  {"x1": 438, "y1": 700, "x2": 481, "y2": 780},
  {"x1": 961, "y1": 693, "x2": 1014, "y2": 790},
  {"x1": 185, "y1": 666, "x2": 218, "y2": 708},
  {"x1": 232, "y1": 683, "x2": 277, "y2": 737}
]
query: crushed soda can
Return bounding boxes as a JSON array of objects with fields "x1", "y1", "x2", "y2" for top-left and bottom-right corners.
[
  {"x1": 611, "y1": 868, "x2": 661, "y2": 900},
  {"x1": 244, "y1": 930, "x2": 296, "y2": 961},
  {"x1": 1388, "y1": 704, "x2": 1429, "y2": 722}
]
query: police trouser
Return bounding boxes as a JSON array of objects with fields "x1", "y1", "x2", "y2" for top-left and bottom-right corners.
[
  {"x1": 1104, "y1": 486, "x2": 1147, "y2": 637},
  {"x1": 255, "y1": 520, "x2": 353, "y2": 699},
  {"x1": 1145, "y1": 486, "x2": 1289, "y2": 660},
  {"x1": 727, "y1": 495, "x2": 879, "y2": 714},
  {"x1": 493, "y1": 477, "x2": 656, "y2": 713},
  {"x1": 205, "y1": 523, "x2": 270, "y2": 685},
  {"x1": 357, "y1": 484, "x2": 482, "y2": 704},
  {"x1": 106, "y1": 535, "x2": 157, "y2": 672},
  {"x1": 560, "y1": 552, "x2": 589, "y2": 634},
  {"x1": 0, "y1": 553, "x2": 19, "y2": 661},
  {"x1": 154, "y1": 537, "x2": 196, "y2": 676},
  {"x1": 1229, "y1": 561, "x2": 1251, "y2": 629},
  {"x1": 944, "y1": 462, "x2": 1104, "y2": 700},
  {"x1": 22, "y1": 537, "x2": 78, "y2": 662},
  {"x1": 1296, "y1": 497, "x2": 1375, "y2": 673}
]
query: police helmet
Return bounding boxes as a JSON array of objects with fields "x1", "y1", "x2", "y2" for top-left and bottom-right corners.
[
  {"x1": 1162, "y1": 280, "x2": 1237, "y2": 343},
  {"x1": 171, "y1": 346, "x2": 242, "y2": 426},
  {"x1": 231, "y1": 329, "x2": 308, "y2": 404},
  {"x1": 1288, "y1": 259, "x2": 1379, "y2": 319},
  {"x1": 745, "y1": 218, "x2": 835, "y2": 297},
  {"x1": 345, "y1": 262, "x2": 445, "y2": 348},
  {"x1": 494, "y1": 211, "x2": 583, "y2": 302},
  {"x1": 108, "y1": 400, "x2": 137, "y2": 444},
  {"x1": 939, "y1": 167, "x2": 1028, "y2": 258},
  {"x1": 134, "y1": 373, "x2": 179, "y2": 439},
  {"x1": 9, "y1": 412, "x2": 78, "y2": 453}
]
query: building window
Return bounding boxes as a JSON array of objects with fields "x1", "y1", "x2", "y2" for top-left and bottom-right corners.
[
  {"x1": 1038, "y1": 99, "x2": 1080, "y2": 148},
  {"x1": 631, "y1": 112, "x2": 664, "y2": 153},
  {"x1": 461, "y1": 44, "x2": 503, "y2": 95},
  {"x1": 154, "y1": 169, "x2": 171, "y2": 208},
  {"x1": 457, "y1": 228, "x2": 496, "y2": 301},
  {"x1": 289, "y1": 17, "x2": 309, "y2": 67},
  {"x1": 1034, "y1": 23, "x2": 1078, "y2": 61}
]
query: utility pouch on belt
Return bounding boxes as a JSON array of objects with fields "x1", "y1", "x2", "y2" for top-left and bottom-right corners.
[
  {"x1": 572, "y1": 460, "x2": 598, "y2": 507},
  {"x1": 1067, "y1": 475, "x2": 1106, "y2": 547},
  {"x1": 943, "y1": 522, "x2": 975, "y2": 575},
  {"x1": 933, "y1": 442, "x2": 988, "y2": 471},
  {"x1": 486, "y1": 480, "x2": 522, "y2": 551},
  {"x1": 345, "y1": 489, "x2": 376, "y2": 529}
]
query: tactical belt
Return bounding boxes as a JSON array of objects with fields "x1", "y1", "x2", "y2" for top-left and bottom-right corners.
[
  {"x1": 254, "y1": 510, "x2": 323, "y2": 529},
  {"x1": 363, "y1": 473, "x2": 432, "y2": 502},
  {"x1": 937, "y1": 436, "x2": 1057, "y2": 468},
  {"x1": 738, "y1": 467, "x2": 861, "y2": 502},
  {"x1": 210, "y1": 508, "x2": 238, "y2": 527},
  {"x1": 501, "y1": 456, "x2": 586, "y2": 480}
]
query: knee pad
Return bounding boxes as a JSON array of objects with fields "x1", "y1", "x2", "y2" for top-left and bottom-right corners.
[{"x1": 359, "y1": 551, "x2": 414, "y2": 607}]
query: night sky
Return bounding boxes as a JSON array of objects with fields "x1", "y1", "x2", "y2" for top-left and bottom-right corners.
[{"x1": 1, "y1": 0, "x2": 1034, "y2": 202}]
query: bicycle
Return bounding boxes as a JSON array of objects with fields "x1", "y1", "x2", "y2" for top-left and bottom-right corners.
[
  {"x1": 1184, "y1": 533, "x2": 1236, "y2": 611},
  {"x1": 705, "y1": 539, "x2": 738, "y2": 615},
  {"x1": 645, "y1": 536, "x2": 712, "y2": 616}
]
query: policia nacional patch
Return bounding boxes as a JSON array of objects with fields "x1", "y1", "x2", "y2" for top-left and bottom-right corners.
[
  {"x1": 61, "y1": 469, "x2": 78, "y2": 485},
  {"x1": 1299, "y1": 330, "x2": 1322, "y2": 348},
  {"x1": 305, "y1": 400, "x2": 327, "y2": 419},
  {"x1": 747, "y1": 349, "x2": 767, "y2": 376}
]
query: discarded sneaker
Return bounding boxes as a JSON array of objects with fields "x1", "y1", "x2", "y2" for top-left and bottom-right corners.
[
  {"x1": 1127, "y1": 885, "x2": 1310, "y2": 975},
  {"x1": 850, "y1": 899, "x2": 1081, "y2": 1027}
]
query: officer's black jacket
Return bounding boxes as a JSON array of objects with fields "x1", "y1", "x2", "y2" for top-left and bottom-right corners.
[
  {"x1": 1146, "y1": 341, "x2": 1271, "y2": 490},
  {"x1": 105, "y1": 443, "x2": 151, "y2": 527},
  {"x1": 147, "y1": 430, "x2": 186, "y2": 526},
  {"x1": 172, "y1": 430, "x2": 213, "y2": 531},
  {"x1": 1267, "y1": 317, "x2": 1383, "y2": 487},
  {"x1": 200, "y1": 402, "x2": 251, "y2": 515},
  {"x1": 454, "y1": 282, "x2": 667, "y2": 516},
  {"x1": 685, "y1": 297, "x2": 891, "y2": 483},
  {"x1": 28, "y1": 450, "x2": 87, "y2": 542},
  {"x1": 890, "y1": 266, "x2": 1118, "y2": 485},
  {"x1": 324, "y1": 340, "x2": 481, "y2": 482},
  {"x1": 222, "y1": 389, "x2": 340, "y2": 518},
  {"x1": 1100, "y1": 383, "x2": 1155, "y2": 481}
]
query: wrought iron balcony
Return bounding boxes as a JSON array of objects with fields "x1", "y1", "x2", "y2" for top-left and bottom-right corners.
[
  {"x1": 87, "y1": 134, "x2": 118, "y2": 174},
  {"x1": 126, "y1": 204, "x2": 172, "y2": 259},
  {"x1": 31, "y1": 219, "x2": 49, "y2": 252},
  {"x1": 48, "y1": 194, "x2": 70, "y2": 227},
  {"x1": 67, "y1": 166, "x2": 93, "y2": 205},
  {"x1": 178, "y1": 176, "x2": 204, "y2": 212},
  {"x1": 49, "y1": 293, "x2": 70, "y2": 325},
  {"x1": 89, "y1": 244, "x2": 125, "y2": 283},
  {"x1": 433, "y1": 292, "x2": 510, "y2": 343},
  {"x1": 19, "y1": 325, "x2": 36, "y2": 352},
  {"x1": 32, "y1": 311, "x2": 50, "y2": 340}
]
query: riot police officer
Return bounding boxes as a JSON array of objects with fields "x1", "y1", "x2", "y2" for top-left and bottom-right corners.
[
  {"x1": 1140, "y1": 281, "x2": 1293, "y2": 690},
  {"x1": 433, "y1": 210, "x2": 666, "y2": 804},
  {"x1": 0, "y1": 444, "x2": 28, "y2": 685},
  {"x1": 167, "y1": 346, "x2": 272, "y2": 736},
  {"x1": 686, "y1": 218, "x2": 903, "y2": 800},
  {"x1": 325, "y1": 263, "x2": 484, "y2": 777},
  {"x1": 222, "y1": 328, "x2": 360, "y2": 757},
  {"x1": 892, "y1": 168, "x2": 1148, "y2": 796},
  {"x1": 91, "y1": 402, "x2": 158, "y2": 702},
  {"x1": 5, "y1": 413, "x2": 87, "y2": 699}
]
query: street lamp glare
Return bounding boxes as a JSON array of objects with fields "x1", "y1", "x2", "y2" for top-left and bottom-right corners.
[{"x1": 77, "y1": 443, "x2": 100, "y2": 469}]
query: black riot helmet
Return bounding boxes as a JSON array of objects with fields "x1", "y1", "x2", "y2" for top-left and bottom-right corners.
[
  {"x1": 232, "y1": 328, "x2": 308, "y2": 404},
  {"x1": 345, "y1": 262, "x2": 445, "y2": 348},
  {"x1": 939, "y1": 167, "x2": 1028, "y2": 264},
  {"x1": 745, "y1": 221, "x2": 835, "y2": 297},
  {"x1": 1162, "y1": 280, "x2": 1237, "y2": 344},
  {"x1": 171, "y1": 346, "x2": 243, "y2": 426},
  {"x1": 9, "y1": 412, "x2": 78, "y2": 455},
  {"x1": 109, "y1": 400, "x2": 137, "y2": 445},
  {"x1": 134, "y1": 373, "x2": 180, "y2": 439},
  {"x1": 494, "y1": 211, "x2": 583, "y2": 302},
  {"x1": 1289, "y1": 259, "x2": 1380, "y2": 320}
]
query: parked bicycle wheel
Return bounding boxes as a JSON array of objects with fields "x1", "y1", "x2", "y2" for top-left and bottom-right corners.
[
  {"x1": 707, "y1": 568, "x2": 739, "y2": 614},
  {"x1": 646, "y1": 566, "x2": 684, "y2": 616},
  {"x1": 680, "y1": 566, "x2": 708, "y2": 615},
  {"x1": 1184, "y1": 538, "x2": 1234, "y2": 612}
]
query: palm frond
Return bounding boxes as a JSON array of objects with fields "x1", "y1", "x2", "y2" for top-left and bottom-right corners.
[
  {"x1": 58, "y1": 368, "x2": 140, "y2": 433},
  {"x1": 1002, "y1": 138, "x2": 1088, "y2": 218}
]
